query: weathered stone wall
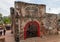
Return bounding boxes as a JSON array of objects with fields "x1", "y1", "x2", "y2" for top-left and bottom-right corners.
[
  {"x1": 45, "y1": 13, "x2": 57, "y2": 35},
  {"x1": 0, "y1": 36, "x2": 5, "y2": 42},
  {"x1": 10, "y1": 1, "x2": 58, "y2": 40},
  {"x1": 15, "y1": 1, "x2": 46, "y2": 17},
  {"x1": 57, "y1": 14, "x2": 60, "y2": 31},
  {"x1": 14, "y1": 1, "x2": 46, "y2": 40},
  {"x1": 10, "y1": 7, "x2": 16, "y2": 37}
]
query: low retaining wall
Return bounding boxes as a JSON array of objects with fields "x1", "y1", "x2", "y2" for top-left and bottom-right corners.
[{"x1": 0, "y1": 36, "x2": 5, "y2": 42}]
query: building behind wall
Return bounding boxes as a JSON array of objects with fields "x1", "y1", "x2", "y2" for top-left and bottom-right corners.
[{"x1": 10, "y1": 1, "x2": 58, "y2": 40}]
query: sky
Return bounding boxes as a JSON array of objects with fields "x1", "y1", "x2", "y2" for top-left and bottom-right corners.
[{"x1": 0, "y1": 0, "x2": 60, "y2": 16}]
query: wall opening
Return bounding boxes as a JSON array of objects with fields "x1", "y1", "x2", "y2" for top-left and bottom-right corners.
[{"x1": 24, "y1": 21, "x2": 40, "y2": 39}]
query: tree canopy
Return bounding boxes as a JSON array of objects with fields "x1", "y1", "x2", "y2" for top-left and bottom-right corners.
[
  {"x1": 0, "y1": 13, "x2": 3, "y2": 25},
  {"x1": 3, "y1": 16, "x2": 11, "y2": 24},
  {"x1": 0, "y1": 13, "x2": 2, "y2": 17},
  {"x1": 0, "y1": 13, "x2": 11, "y2": 25}
]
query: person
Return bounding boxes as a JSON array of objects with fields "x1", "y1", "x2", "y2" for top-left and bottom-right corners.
[
  {"x1": 4, "y1": 29, "x2": 6, "y2": 35},
  {"x1": 3, "y1": 27, "x2": 6, "y2": 35},
  {"x1": 0, "y1": 31, "x2": 2, "y2": 36}
]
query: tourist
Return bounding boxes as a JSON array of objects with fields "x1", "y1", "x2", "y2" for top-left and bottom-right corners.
[
  {"x1": 3, "y1": 28, "x2": 6, "y2": 35},
  {"x1": 4, "y1": 29, "x2": 6, "y2": 35}
]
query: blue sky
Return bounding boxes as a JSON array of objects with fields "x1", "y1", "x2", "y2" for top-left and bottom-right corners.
[{"x1": 0, "y1": 0, "x2": 60, "y2": 16}]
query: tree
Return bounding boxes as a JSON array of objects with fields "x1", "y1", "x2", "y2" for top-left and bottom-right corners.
[
  {"x1": 3, "y1": 16, "x2": 11, "y2": 24},
  {"x1": 0, "y1": 13, "x2": 11, "y2": 24},
  {"x1": 0, "y1": 13, "x2": 3, "y2": 25},
  {"x1": 0, "y1": 13, "x2": 2, "y2": 17}
]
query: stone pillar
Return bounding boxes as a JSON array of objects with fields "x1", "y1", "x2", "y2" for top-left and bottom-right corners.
[{"x1": 10, "y1": 7, "x2": 15, "y2": 34}]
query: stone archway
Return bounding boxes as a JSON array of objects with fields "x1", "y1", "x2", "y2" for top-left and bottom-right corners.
[{"x1": 24, "y1": 21, "x2": 40, "y2": 39}]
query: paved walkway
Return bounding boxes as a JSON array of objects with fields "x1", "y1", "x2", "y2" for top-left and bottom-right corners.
[
  {"x1": 5, "y1": 30, "x2": 15, "y2": 42},
  {"x1": 4, "y1": 30, "x2": 60, "y2": 42},
  {"x1": 20, "y1": 35, "x2": 60, "y2": 42}
]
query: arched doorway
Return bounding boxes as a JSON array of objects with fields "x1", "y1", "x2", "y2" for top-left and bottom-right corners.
[{"x1": 24, "y1": 21, "x2": 40, "y2": 39}]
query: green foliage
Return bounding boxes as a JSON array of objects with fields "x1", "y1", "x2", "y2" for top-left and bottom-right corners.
[
  {"x1": 0, "y1": 13, "x2": 3, "y2": 25},
  {"x1": 0, "y1": 13, "x2": 2, "y2": 17},
  {"x1": 0, "y1": 13, "x2": 11, "y2": 24},
  {"x1": 3, "y1": 16, "x2": 11, "y2": 24}
]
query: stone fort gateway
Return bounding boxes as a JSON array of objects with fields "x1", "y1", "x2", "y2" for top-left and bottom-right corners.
[{"x1": 10, "y1": 1, "x2": 58, "y2": 40}]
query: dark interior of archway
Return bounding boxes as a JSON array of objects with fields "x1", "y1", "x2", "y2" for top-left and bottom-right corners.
[{"x1": 26, "y1": 23, "x2": 38, "y2": 38}]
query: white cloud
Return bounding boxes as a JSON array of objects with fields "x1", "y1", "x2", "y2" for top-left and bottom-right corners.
[
  {"x1": 0, "y1": 0, "x2": 15, "y2": 16},
  {"x1": 54, "y1": 0, "x2": 60, "y2": 1},
  {"x1": 46, "y1": 8, "x2": 60, "y2": 14}
]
